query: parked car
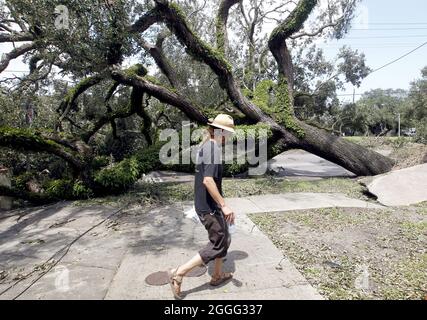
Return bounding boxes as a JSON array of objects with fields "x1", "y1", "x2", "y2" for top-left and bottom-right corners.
[{"x1": 402, "y1": 128, "x2": 417, "y2": 137}]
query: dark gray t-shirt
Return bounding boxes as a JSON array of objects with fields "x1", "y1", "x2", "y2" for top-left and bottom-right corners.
[{"x1": 194, "y1": 140, "x2": 223, "y2": 215}]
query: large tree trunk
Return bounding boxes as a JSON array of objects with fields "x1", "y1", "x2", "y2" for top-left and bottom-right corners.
[{"x1": 295, "y1": 121, "x2": 394, "y2": 175}]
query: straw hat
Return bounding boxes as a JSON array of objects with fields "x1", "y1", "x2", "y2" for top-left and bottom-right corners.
[{"x1": 208, "y1": 114, "x2": 235, "y2": 133}]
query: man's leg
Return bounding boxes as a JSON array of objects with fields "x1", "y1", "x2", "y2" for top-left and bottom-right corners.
[
  {"x1": 173, "y1": 253, "x2": 204, "y2": 277},
  {"x1": 212, "y1": 257, "x2": 223, "y2": 278},
  {"x1": 210, "y1": 212, "x2": 232, "y2": 284},
  {"x1": 169, "y1": 254, "x2": 204, "y2": 297}
]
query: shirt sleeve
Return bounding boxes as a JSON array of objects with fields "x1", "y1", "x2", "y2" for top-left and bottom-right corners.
[
  {"x1": 203, "y1": 162, "x2": 219, "y2": 178},
  {"x1": 202, "y1": 141, "x2": 220, "y2": 178}
]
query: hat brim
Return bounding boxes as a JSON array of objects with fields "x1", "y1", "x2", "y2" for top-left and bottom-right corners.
[{"x1": 208, "y1": 122, "x2": 235, "y2": 133}]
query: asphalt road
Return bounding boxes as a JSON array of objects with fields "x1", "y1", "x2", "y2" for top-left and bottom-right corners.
[
  {"x1": 140, "y1": 149, "x2": 356, "y2": 183},
  {"x1": 267, "y1": 149, "x2": 355, "y2": 178}
]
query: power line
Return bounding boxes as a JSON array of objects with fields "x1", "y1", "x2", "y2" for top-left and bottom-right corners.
[
  {"x1": 321, "y1": 45, "x2": 422, "y2": 49},
  {"x1": 1, "y1": 70, "x2": 29, "y2": 73},
  {"x1": 319, "y1": 42, "x2": 425, "y2": 45},
  {"x1": 346, "y1": 34, "x2": 427, "y2": 39},
  {"x1": 336, "y1": 42, "x2": 427, "y2": 98},
  {"x1": 321, "y1": 41, "x2": 425, "y2": 44},
  {"x1": 353, "y1": 22, "x2": 427, "y2": 25},
  {"x1": 369, "y1": 41, "x2": 427, "y2": 74},
  {"x1": 352, "y1": 27, "x2": 427, "y2": 31}
]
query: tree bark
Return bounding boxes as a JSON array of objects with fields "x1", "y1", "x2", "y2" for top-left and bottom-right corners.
[
  {"x1": 0, "y1": 127, "x2": 86, "y2": 171},
  {"x1": 56, "y1": 74, "x2": 104, "y2": 130},
  {"x1": 0, "y1": 42, "x2": 38, "y2": 73},
  {"x1": 111, "y1": 68, "x2": 208, "y2": 124},
  {"x1": 216, "y1": 0, "x2": 241, "y2": 55},
  {"x1": 294, "y1": 121, "x2": 395, "y2": 175}
]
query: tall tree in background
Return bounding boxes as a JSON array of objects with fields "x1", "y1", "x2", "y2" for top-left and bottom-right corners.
[{"x1": 405, "y1": 66, "x2": 427, "y2": 143}]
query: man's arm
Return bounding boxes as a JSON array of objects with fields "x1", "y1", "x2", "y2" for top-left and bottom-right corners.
[{"x1": 203, "y1": 177, "x2": 235, "y2": 223}]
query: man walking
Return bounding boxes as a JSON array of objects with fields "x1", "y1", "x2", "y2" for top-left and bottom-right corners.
[{"x1": 168, "y1": 114, "x2": 236, "y2": 299}]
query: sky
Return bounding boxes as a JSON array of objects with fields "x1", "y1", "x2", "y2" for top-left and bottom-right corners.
[
  {"x1": 319, "y1": 0, "x2": 427, "y2": 102},
  {"x1": 1, "y1": 0, "x2": 427, "y2": 103}
]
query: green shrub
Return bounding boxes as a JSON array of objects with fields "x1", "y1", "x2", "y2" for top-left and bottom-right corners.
[
  {"x1": 93, "y1": 157, "x2": 140, "y2": 192},
  {"x1": 72, "y1": 180, "x2": 94, "y2": 199},
  {"x1": 134, "y1": 142, "x2": 164, "y2": 173},
  {"x1": 392, "y1": 137, "x2": 409, "y2": 149},
  {"x1": 91, "y1": 155, "x2": 110, "y2": 170},
  {"x1": 223, "y1": 161, "x2": 249, "y2": 177},
  {"x1": 45, "y1": 179, "x2": 74, "y2": 199},
  {"x1": 13, "y1": 171, "x2": 37, "y2": 189}
]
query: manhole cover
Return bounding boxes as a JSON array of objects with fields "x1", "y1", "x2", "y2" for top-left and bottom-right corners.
[
  {"x1": 145, "y1": 266, "x2": 207, "y2": 286},
  {"x1": 145, "y1": 271, "x2": 169, "y2": 286},
  {"x1": 186, "y1": 265, "x2": 207, "y2": 277}
]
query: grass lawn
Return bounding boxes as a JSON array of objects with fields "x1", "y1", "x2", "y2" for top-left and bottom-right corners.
[
  {"x1": 249, "y1": 202, "x2": 427, "y2": 300},
  {"x1": 159, "y1": 176, "x2": 370, "y2": 201},
  {"x1": 72, "y1": 176, "x2": 371, "y2": 208}
]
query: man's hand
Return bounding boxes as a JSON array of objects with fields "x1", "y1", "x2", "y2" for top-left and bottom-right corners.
[
  {"x1": 221, "y1": 205, "x2": 235, "y2": 224},
  {"x1": 202, "y1": 177, "x2": 235, "y2": 224}
]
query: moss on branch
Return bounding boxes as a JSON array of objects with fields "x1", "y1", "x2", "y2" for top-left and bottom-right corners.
[
  {"x1": 269, "y1": 0, "x2": 317, "y2": 42},
  {"x1": 123, "y1": 64, "x2": 148, "y2": 77},
  {"x1": 0, "y1": 126, "x2": 86, "y2": 167},
  {"x1": 216, "y1": 15, "x2": 226, "y2": 54},
  {"x1": 157, "y1": 1, "x2": 233, "y2": 74},
  {"x1": 275, "y1": 75, "x2": 305, "y2": 138},
  {"x1": 246, "y1": 79, "x2": 304, "y2": 138}
]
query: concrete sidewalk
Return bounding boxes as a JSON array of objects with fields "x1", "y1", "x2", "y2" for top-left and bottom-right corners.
[
  {"x1": 225, "y1": 193, "x2": 382, "y2": 214},
  {"x1": 105, "y1": 193, "x2": 378, "y2": 299},
  {"x1": 0, "y1": 193, "x2": 379, "y2": 300},
  {"x1": 105, "y1": 201, "x2": 322, "y2": 300}
]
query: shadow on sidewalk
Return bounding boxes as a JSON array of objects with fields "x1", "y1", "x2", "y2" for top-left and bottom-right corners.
[{"x1": 180, "y1": 250, "x2": 248, "y2": 298}]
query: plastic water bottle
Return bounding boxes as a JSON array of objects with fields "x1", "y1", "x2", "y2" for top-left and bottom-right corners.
[{"x1": 228, "y1": 222, "x2": 236, "y2": 234}]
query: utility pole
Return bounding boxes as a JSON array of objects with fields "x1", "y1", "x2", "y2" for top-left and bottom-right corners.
[{"x1": 398, "y1": 113, "x2": 401, "y2": 137}]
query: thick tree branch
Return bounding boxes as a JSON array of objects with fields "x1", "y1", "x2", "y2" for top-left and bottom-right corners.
[
  {"x1": 132, "y1": 87, "x2": 153, "y2": 145},
  {"x1": 269, "y1": 0, "x2": 317, "y2": 42},
  {"x1": 268, "y1": 0, "x2": 317, "y2": 81},
  {"x1": 0, "y1": 42, "x2": 37, "y2": 73},
  {"x1": 0, "y1": 185, "x2": 57, "y2": 205},
  {"x1": 296, "y1": 120, "x2": 395, "y2": 175},
  {"x1": 111, "y1": 67, "x2": 208, "y2": 124},
  {"x1": 139, "y1": 31, "x2": 179, "y2": 88},
  {"x1": 0, "y1": 32, "x2": 34, "y2": 42},
  {"x1": 129, "y1": 7, "x2": 161, "y2": 33},
  {"x1": 0, "y1": 127, "x2": 86, "y2": 170},
  {"x1": 152, "y1": 0, "x2": 277, "y2": 128},
  {"x1": 216, "y1": 0, "x2": 241, "y2": 55},
  {"x1": 55, "y1": 75, "x2": 104, "y2": 130}
]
